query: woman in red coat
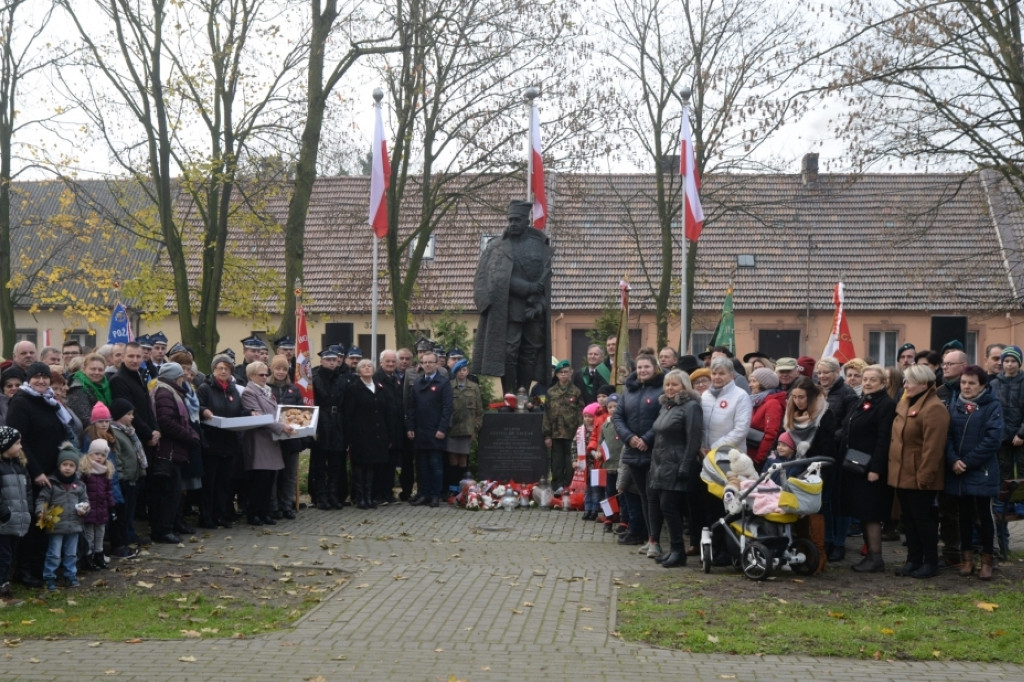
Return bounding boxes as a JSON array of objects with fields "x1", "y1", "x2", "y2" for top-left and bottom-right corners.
[{"x1": 747, "y1": 368, "x2": 786, "y2": 468}]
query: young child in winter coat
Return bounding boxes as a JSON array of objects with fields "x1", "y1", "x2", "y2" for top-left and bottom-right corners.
[
  {"x1": 578, "y1": 402, "x2": 600, "y2": 520},
  {"x1": 108, "y1": 399, "x2": 145, "y2": 556},
  {"x1": 0, "y1": 426, "x2": 31, "y2": 598},
  {"x1": 80, "y1": 440, "x2": 116, "y2": 570},
  {"x1": 763, "y1": 431, "x2": 805, "y2": 484},
  {"x1": 81, "y1": 403, "x2": 123, "y2": 520},
  {"x1": 36, "y1": 444, "x2": 89, "y2": 590}
]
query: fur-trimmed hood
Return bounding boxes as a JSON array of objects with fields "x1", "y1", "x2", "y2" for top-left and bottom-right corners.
[{"x1": 659, "y1": 389, "x2": 700, "y2": 406}]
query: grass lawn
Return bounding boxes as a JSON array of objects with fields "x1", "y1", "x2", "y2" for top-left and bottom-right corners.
[
  {"x1": 0, "y1": 558, "x2": 342, "y2": 641},
  {"x1": 617, "y1": 554, "x2": 1024, "y2": 662}
]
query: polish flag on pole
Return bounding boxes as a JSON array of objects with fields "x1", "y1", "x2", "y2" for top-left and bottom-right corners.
[
  {"x1": 600, "y1": 495, "x2": 620, "y2": 517},
  {"x1": 294, "y1": 305, "x2": 314, "y2": 406},
  {"x1": 822, "y1": 282, "x2": 856, "y2": 364},
  {"x1": 680, "y1": 100, "x2": 704, "y2": 242},
  {"x1": 368, "y1": 100, "x2": 390, "y2": 239},
  {"x1": 529, "y1": 102, "x2": 547, "y2": 229},
  {"x1": 589, "y1": 468, "x2": 607, "y2": 487}
]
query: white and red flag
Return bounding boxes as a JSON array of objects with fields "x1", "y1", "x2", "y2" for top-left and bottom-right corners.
[
  {"x1": 600, "y1": 495, "x2": 620, "y2": 517},
  {"x1": 590, "y1": 468, "x2": 607, "y2": 487},
  {"x1": 529, "y1": 102, "x2": 547, "y2": 229},
  {"x1": 680, "y1": 101, "x2": 704, "y2": 242},
  {"x1": 368, "y1": 102, "x2": 390, "y2": 238},
  {"x1": 822, "y1": 282, "x2": 856, "y2": 364},
  {"x1": 294, "y1": 305, "x2": 314, "y2": 406}
]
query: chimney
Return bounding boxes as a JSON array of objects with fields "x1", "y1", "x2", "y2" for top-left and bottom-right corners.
[{"x1": 801, "y1": 153, "x2": 819, "y2": 184}]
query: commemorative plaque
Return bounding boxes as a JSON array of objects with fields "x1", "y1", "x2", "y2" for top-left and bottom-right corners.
[{"x1": 476, "y1": 412, "x2": 547, "y2": 482}]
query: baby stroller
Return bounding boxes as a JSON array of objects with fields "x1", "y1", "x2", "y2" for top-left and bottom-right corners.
[{"x1": 699, "y1": 448, "x2": 831, "y2": 581}]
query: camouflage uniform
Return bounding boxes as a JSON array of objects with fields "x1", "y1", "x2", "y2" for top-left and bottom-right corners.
[{"x1": 543, "y1": 382, "x2": 582, "y2": 489}]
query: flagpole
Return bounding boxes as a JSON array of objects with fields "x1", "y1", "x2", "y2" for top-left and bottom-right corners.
[
  {"x1": 371, "y1": 88, "x2": 384, "y2": 363},
  {"x1": 679, "y1": 87, "x2": 692, "y2": 355},
  {"x1": 525, "y1": 87, "x2": 539, "y2": 204}
]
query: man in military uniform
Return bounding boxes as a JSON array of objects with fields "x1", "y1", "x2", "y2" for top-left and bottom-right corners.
[
  {"x1": 136, "y1": 335, "x2": 154, "y2": 383},
  {"x1": 273, "y1": 336, "x2": 296, "y2": 374},
  {"x1": 472, "y1": 200, "x2": 553, "y2": 394},
  {"x1": 150, "y1": 331, "x2": 168, "y2": 365},
  {"x1": 311, "y1": 346, "x2": 348, "y2": 509},
  {"x1": 234, "y1": 336, "x2": 266, "y2": 386}
]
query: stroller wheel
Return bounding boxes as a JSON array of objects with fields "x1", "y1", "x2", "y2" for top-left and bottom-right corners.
[
  {"x1": 790, "y1": 538, "x2": 819, "y2": 576},
  {"x1": 701, "y1": 542, "x2": 713, "y2": 574},
  {"x1": 741, "y1": 541, "x2": 773, "y2": 581}
]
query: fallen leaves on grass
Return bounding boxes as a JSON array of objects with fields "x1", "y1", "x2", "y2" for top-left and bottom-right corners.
[{"x1": 976, "y1": 602, "x2": 999, "y2": 612}]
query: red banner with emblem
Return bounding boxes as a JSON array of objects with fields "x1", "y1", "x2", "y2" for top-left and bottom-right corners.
[{"x1": 294, "y1": 305, "x2": 314, "y2": 406}]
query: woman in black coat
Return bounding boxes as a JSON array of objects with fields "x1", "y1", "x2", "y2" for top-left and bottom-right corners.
[
  {"x1": 647, "y1": 370, "x2": 703, "y2": 567},
  {"x1": 344, "y1": 359, "x2": 393, "y2": 509},
  {"x1": 5, "y1": 363, "x2": 73, "y2": 485},
  {"x1": 839, "y1": 365, "x2": 896, "y2": 573},
  {"x1": 612, "y1": 354, "x2": 665, "y2": 548},
  {"x1": 196, "y1": 354, "x2": 244, "y2": 529}
]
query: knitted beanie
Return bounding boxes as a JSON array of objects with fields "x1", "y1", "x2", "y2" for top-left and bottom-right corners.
[
  {"x1": 57, "y1": 443, "x2": 80, "y2": 466},
  {"x1": 158, "y1": 362, "x2": 184, "y2": 380},
  {"x1": 1001, "y1": 345, "x2": 1023, "y2": 365},
  {"x1": 91, "y1": 402, "x2": 112, "y2": 423},
  {"x1": 0, "y1": 425, "x2": 20, "y2": 454},
  {"x1": 751, "y1": 367, "x2": 780, "y2": 390},
  {"x1": 88, "y1": 439, "x2": 111, "y2": 455},
  {"x1": 110, "y1": 398, "x2": 135, "y2": 421}
]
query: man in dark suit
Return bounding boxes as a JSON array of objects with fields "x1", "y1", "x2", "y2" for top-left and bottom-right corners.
[
  {"x1": 373, "y1": 350, "x2": 405, "y2": 505},
  {"x1": 405, "y1": 352, "x2": 453, "y2": 507},
  {"x1": 109, "y1": 341, "x2": 161, "y2": 542},
  {"x1": 573, "y1": 343, "x2": 611, "y2": 405}
]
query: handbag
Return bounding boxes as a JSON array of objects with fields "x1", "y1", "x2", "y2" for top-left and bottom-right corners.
[
  {"x1": 746, "y1": 427, "x2": 765, "y2": 451},
  {"x1": 843, "y1": 448, "x2": 872, "y2": 475},
  {"x1": 148, "y1": 456, "x2": 175, "y2": 479}
]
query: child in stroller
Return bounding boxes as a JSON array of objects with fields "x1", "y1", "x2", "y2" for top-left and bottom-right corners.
[{"x1": 700, "y1": 448, "x2": 830, "y2": 580}]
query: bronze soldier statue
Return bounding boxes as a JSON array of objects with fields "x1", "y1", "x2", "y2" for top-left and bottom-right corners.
[{"x1": 472, "y1": 200, "x2": 553, "y2": 394}]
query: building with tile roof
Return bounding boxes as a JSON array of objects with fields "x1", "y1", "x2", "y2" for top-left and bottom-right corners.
[{"x1": 5, "y1": 157, "x2": 1024, "y2": 369}]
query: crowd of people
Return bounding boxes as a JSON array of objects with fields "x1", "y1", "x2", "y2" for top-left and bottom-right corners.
[
  {"x1": 0, "y1": 333, "x2": 479, "y2": 595},
  {"x1": 567, "y1": 337, "x2": 1014, "y2": 580},
  {"x1": 0, "y1": 330, "x2": 1019, "y2": 595}
]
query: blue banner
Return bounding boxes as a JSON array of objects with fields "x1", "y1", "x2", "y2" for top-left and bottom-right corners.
[{"x1": 107, "y1": 302, "x2": 134, "y2": 344}]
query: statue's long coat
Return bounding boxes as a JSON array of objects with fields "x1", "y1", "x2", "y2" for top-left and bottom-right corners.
[{"x1": 471, "y1": 230, "x2": 553, "y2": 386}]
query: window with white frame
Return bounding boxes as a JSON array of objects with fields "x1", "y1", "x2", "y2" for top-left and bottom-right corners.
[
  {"x1": 690, "y1": 331, "x2": 714, "y2": 356},
  {"x1": 409, "y1": 234, "x2": 436, "y2": 260},
  {"x1": 868, "y1": 330, "x2": 898, "y2": 367}
]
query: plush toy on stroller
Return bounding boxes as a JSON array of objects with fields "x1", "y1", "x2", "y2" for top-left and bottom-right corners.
[{"x1": 699, "y1": 448, "x2": 831, "y2": 581}]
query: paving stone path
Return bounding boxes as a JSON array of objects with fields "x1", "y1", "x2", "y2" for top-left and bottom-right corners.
[{"x1": 5, "y1": 504, "x2": 1023, "y2": 681}]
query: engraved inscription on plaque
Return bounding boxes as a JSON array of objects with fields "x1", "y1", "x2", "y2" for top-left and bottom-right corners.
[{"x1": 477, "y1": 412, "x2": 547, "y2": 482}]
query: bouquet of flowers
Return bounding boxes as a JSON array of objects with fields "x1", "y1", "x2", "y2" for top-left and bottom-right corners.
[{"x1": 36, "y1": 503, "x2": 63, "y2": 532}]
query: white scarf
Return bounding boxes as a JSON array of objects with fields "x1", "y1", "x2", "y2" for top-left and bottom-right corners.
[{"x1": 19, "y1": 384, "x2": 73, "y2": 426}]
